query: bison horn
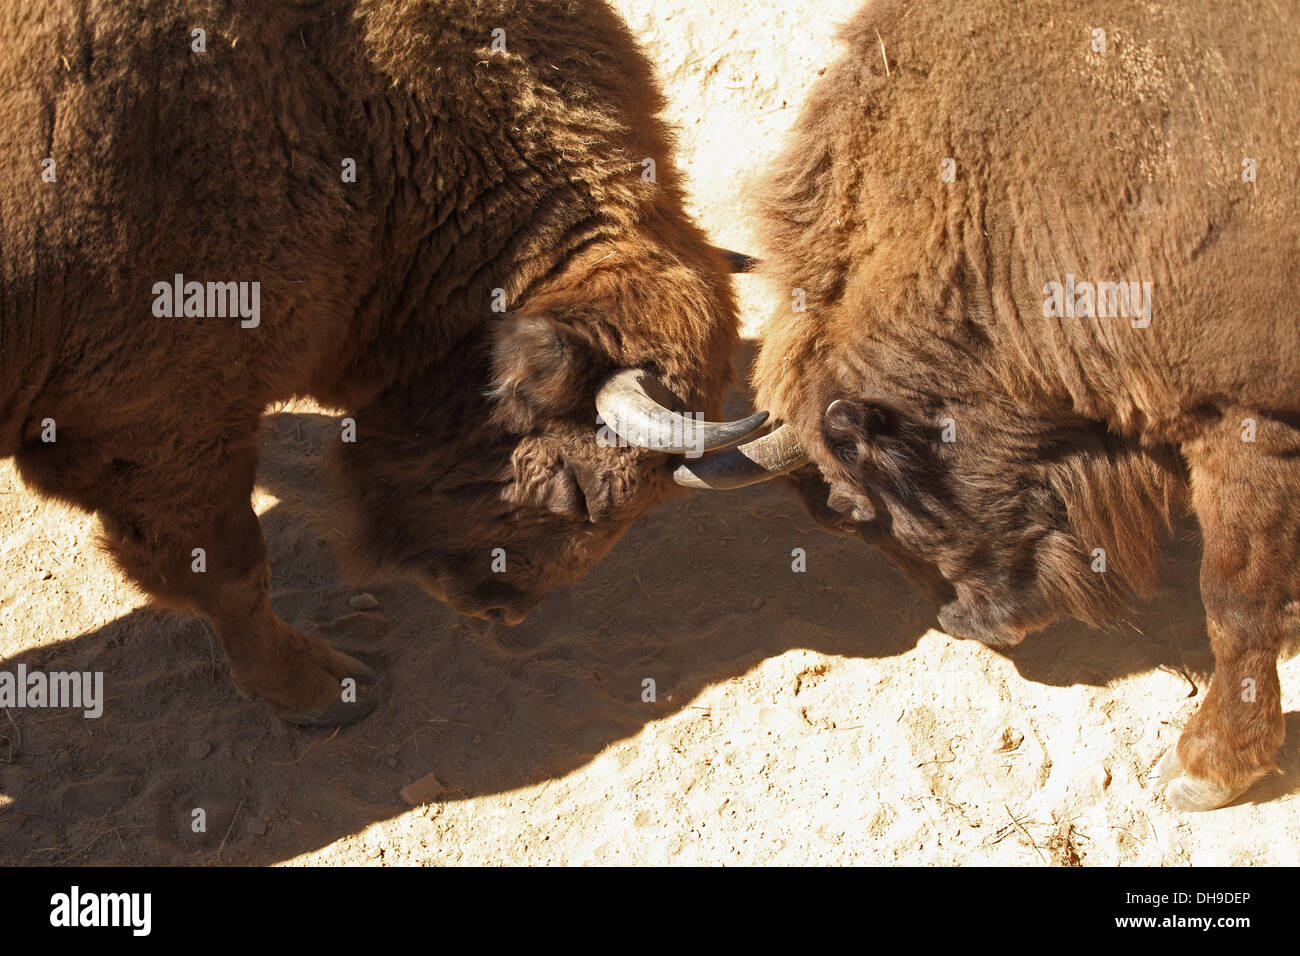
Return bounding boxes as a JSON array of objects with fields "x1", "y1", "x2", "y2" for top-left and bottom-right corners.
[
  {"x1": 717, "y1": 248, "x2": 760, "y2": 273},
  {"x1": 595, "y1": 368, "x2": 769, "y2": 455},
  {"x1": 672, "y1": 422, "x2": 808, "y2": 489}
]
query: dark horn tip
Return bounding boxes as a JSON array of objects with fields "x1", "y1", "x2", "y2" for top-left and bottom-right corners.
[
  {"x1": 726, "y1": 408, "x2": 770, "y2": 439},
  {"x1": 692, "y1": 408, "x2": 770, "y2": 454},
  {"x1": 718, "y1": 249, "x2": 760, "y2": 274}
]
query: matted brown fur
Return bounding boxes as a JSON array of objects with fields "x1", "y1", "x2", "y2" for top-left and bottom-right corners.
[
  {"x1": 754, "y1": 0, "x2": 1300, "y2": 805},
  {"x1": 0, "y1": 0, "x2": 739, "y2": 720}
]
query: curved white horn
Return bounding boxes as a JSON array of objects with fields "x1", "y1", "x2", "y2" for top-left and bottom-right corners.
[
  {"x1": 672, "y1": 422, "x2": 808, "y2": 489},
  {"x1": 596, "y1": 368, "x2": 768, "y2": 454}
]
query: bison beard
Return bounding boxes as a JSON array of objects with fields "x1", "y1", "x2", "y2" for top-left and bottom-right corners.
[
  {"x1": 0, "y1": 0, "x2": 758, "y2": 724},
  {"x1": 749, "y1": 0, "x2": 1300, "y2": 811}
]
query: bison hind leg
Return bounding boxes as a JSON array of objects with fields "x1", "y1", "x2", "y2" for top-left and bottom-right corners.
[{"x1": 1162, "y1": 415, "x2": 1297, "y2": 810}]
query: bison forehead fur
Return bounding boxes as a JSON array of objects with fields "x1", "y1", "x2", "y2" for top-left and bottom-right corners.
[
  {"x1": 0, "y1": 0, "x2": 738, "y2": 719},
  {"x1": 753, "y1": 0, "x2": 1300, "y2": 806}
]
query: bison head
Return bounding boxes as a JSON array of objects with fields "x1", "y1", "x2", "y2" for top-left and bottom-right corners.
[
  {"x1": 326, "y1": 245, "x2": 765, "y2": 625},
  {"x1": 682, "y1": 379, "x2": 1183, "y2": 646}
]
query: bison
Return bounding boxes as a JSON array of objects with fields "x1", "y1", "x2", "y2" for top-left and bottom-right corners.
[
  {"x1": 681, "y1": 0, "x2": 1300, "y2": 811},
  {"x1": 0, "y1": 0, "x2": 765, "y2": 724}
]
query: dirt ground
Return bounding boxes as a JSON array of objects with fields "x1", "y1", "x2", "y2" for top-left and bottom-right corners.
[{"x1": 2, "y1": 0, "x2": 1298, "y2": 866}]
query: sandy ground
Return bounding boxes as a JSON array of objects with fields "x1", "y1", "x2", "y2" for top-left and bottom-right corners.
[{"x1": 2, "y1": 0, "x2": 1299, "y2": 866}]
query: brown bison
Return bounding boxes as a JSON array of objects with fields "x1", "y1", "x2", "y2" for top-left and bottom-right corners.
[
  {"x1": 682, "y1": 0, "x2": 1300, "y2": 810},
  {"x1": 0, "y1": 0, "x2": 764, "y2": 723}
]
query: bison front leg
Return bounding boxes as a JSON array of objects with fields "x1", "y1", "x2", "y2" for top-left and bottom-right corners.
[
  {"x1": 95, "y1": 438, "x2": 378, "y2": 726},
  {"x1": 1155, "y1": 421, "x2": 1295, "y2": 810}
]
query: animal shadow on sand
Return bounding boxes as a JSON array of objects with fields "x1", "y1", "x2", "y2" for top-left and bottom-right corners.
[{"x1": 2, "y1": 390, "x2": 1296, "y2": 864}]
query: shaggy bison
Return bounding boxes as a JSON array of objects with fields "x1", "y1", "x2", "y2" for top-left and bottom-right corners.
[
  {"x1": 684, "y1": 0, "x2": 1300, "y2": 810},
  {"x1": 0, "y1": 0, "x2": 763, "y2": 723}
]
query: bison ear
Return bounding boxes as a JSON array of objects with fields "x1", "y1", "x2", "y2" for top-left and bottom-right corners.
[
  {"x1": 504, "y1": 438, "x2": 629, "y2": 523},
  {"x1": 504, "y1": 439, "x2": 590, "y2": 520},
  {"x1": 505, "y1": 458, "x2": 622, "y2": 523},
  {"x1": 505, "y1": 459, "x2": 589, "y2": 520},
  {"x1": 489, "y1": 313, "x2": 604, "y2": 433},
  {"x1": 822, "y1": 397, "x2": 897, "y2": 464},
  {"x1": 564, "y1": 457, "x2": 624, "y2": 523}
]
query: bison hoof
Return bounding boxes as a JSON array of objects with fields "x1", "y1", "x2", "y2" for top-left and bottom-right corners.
[
  {"x1": 279, "y1": 650, "x2": 380, "y2": 728},
  {"x1": 1147, "y1": 747, "x2": 1245, "y2": 812},
  {"x1": 1147, "y1": 745, "x2": 1183, "y2": 787}
]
